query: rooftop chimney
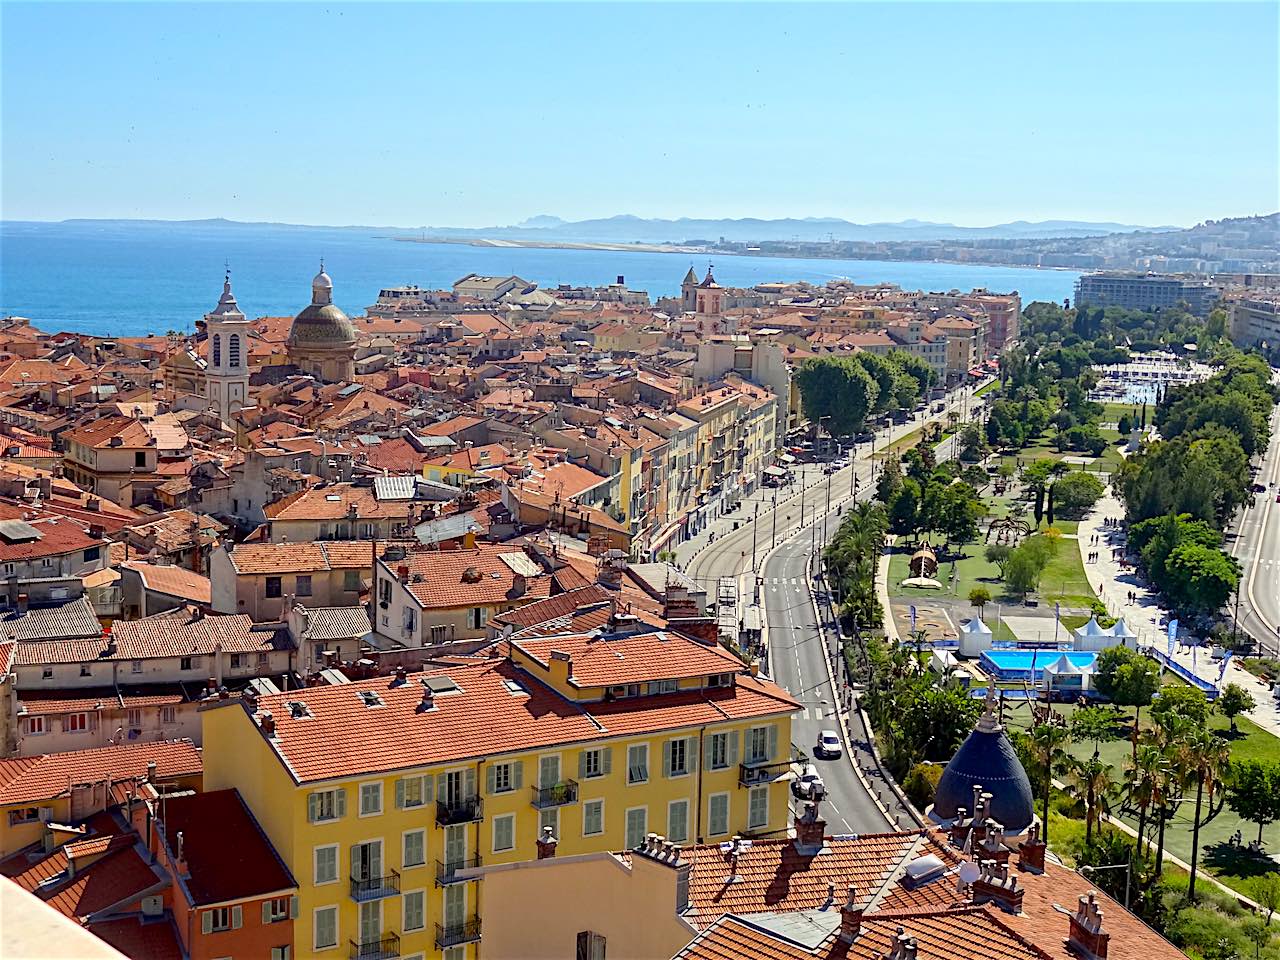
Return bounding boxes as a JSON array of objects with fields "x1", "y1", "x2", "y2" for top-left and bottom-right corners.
[
  {"x1": 15, "y1": 594, "x2": 28, "y2": 616},
  {"x1": 536, "y1": 825, "x2": 558, "y2": 859},
  {"x1": 417, "y1": 683, "x2": 435, "y2": 712},
  {"x1": 175, "y1": 830, "x2": 189, "y2": 878},
  {"x1": 1017, "y1": 822, "x2": 1046, "y2": 874},
  {"x1": 838, "y1": 884, "x2": 862, "y2": 943},
  {"x1": 259, "y1": 711, "x2": 276, "y2": 737},
  {"x1": 146, "y1": 760, "x2": 157, "y2": 783},
  {"x1": 886, "y1": 928, "x2": 918, "y2": 960},
  {"x1": 1068, "y1": 891, "x2": 1110, "y2": 960},
  {"x1": 980, "y1": 821, "x2": 1010, "y2": 865},
  {"x1": 971, "y1": 857, "x2": 1024, "y2": 914},
  {"x1": 793, "y1": 801, "x2": 827, "y2": 856}
]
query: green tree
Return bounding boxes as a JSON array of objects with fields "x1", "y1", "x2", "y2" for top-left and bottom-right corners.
[
  {"x1": 968, "y1": 586, "x2": 992, "y2": 616},
  {"x1": 1028, "y1": 722, "x2": 1071, "y2": 844},
  {"x1": 875, "y1": 456, "x2": 903, "y2": 505},
  {"x1": 938, "y1": 482, "x2": 986, "y2": 544},
  {"x1": 1218, "y1": 683, "x2": 1257, "y2": 733},
  {"x1": 887, "y1": 478, "x2": 921, "y2": 536},
  {"x1": 1179, "y1": 726, "x2": 1231, "y2": 901},
  {"x1": 1093, "y1": 647, "x2": 1160, "y2": 755},
  {"x1": 1226, "y1": 759, "x2": 1280, "y2": 843},
  {"x1": 1065, "y1": 755, "x2": 1115, "y2": 845},
  {"x1": 1249, "y1": 873, "x2": 1280, "y2": 926},
  {"x1": 796, "y1": 357, "x2": 879, "y2": 436},
  {"x1": 1164, "y1": 542, "x2": 1240, "y2": 617},
  {"x1": 1053, "y1": 472, "x2": 1105, "y2": 518},
  {"x1": 1150, "y1": 685, "x2": 1211, "y2": 731},
  {"x1": 984, "y1": 541, "x2": 1012, "y2": 577},
  {"x1": 1241, "y1": 918, "x2": 1270, "y2": 960},
  {"x1": 1070, "y1": 705, "x2": 1119, "y2": 758}
]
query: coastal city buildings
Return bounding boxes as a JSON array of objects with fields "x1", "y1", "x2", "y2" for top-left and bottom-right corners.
[
  {"x1": 0, "y1": 263, "x2": 1200, "y2": 960},
  {"x1": 1073, "y1": 270, "x2": 1222, "y2": 317}
]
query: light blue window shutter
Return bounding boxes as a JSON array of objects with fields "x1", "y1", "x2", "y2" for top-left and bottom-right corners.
[
  {"x1": 231, "y1": 905, "x2": 242, "y2": 930},
  {"x1": 513, "y1": 761, "x2": 523, "y2": 789},
  {"x1": 437, "y1": 776, "x2": 448, "y2": 803},
  {"x1": 662, "y1": 740, "x2": 673, "y2": 778},
  {"x1": 768, "y1": 725, "x2": 778, "y2": 762},
  {"x1": 728, "y1": 730, "x2": 739, "y2": 767},
  {"x1": 395, "y1": 779, "x2": 405, "y2": 809},
  {"x1": 686, "y1": 737, "x2": 698, "y2": 772},
  {"x1": 487, "y1": 766, "x2": 496, "y2": 794},
  {"x1": 602, "y1": 747, "x2": 612, "y2": 775},
  {"x1": 201, "y1": 911, "x2": 212, "y2": 935},
  {"x1": 423, "y1": 774, "x2": 433, "y2": 802},
  {"x1": 335, "y1": 789, "x2": 347, "y2": 819},
  {"x1": 262, "y1": 902, "x2": 272, "y2": 925},
  {"x1": 307, "y1": 793, "x2": 318, "y2": 822},
  {"x1": 704, "y1": 736, "x2": 715, "y2": 769},
  {"x1": 464, "y1": 768, "x2": 476, "y2": 798},
  {"x1": 289, "y1": 896, "x2": 299, "y2": 919},
  {"x1": 578, "y1": 750, "x2": 588, "y2": 780}
]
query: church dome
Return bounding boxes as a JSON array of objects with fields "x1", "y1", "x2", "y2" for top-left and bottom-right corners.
[
  {"x1": 288, "y1": 264, "x2": 357, "y2": 348},
  {"x1": 931, "y1": 690, "x2": 1035, "y2": 833}
]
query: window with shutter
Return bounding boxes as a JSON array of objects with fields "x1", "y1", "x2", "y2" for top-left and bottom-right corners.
[
  {"x1": 314, "y1": 845, "x2": 338, "y2": 884},
  {"x1": 403, "y1": 830, "x2": 426, "y2": 868},
  {"x1": 314, "y1": 906, "x2": 338, "y2": 950},
  {"x1": 627, "y1": 744, "x2": 648, "y2": 784},
  {"x1": 709, "y1": 793, "x2": 730, "y2": 836},
  {"x1": 583, "y1": 799, "x2": 604, "y2": 836},
  {"x1": 624, "y1": 807, "x2": 647, "y2": 849},
  {"x1": 748, "y1": 786, "x2": 768, "y2": 829},
  {"x1": 668, "y1": 799, "x2": 689, "y2": 842},
  {"x1": 493, "y1": 813, "x2": 515, "y2": 852}
]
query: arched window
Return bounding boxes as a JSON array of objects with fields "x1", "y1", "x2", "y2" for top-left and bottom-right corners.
[
  {"x1": 229, "y1": 334, "x2": 241, "y2": 368},
  {"x1": 211, "y1": 334, "x2": 221, "y2": 368}
]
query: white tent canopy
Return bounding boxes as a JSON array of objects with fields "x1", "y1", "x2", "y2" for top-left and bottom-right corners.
[{"x1": 958, "y1": 617, "x2": 994, "y2": 658}]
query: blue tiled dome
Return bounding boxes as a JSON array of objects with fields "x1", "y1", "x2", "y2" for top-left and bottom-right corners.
[{"x1": 933, "y1": 727, "x2": 1035, "y2": 832}]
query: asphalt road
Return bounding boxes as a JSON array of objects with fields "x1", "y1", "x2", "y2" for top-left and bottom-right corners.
[
  {"x1": 1231, "y1": 404, "x2": 1280, "y2": 654},
  {"x1": 676, "y1": 383, "x2": 984, "y2": 834}
]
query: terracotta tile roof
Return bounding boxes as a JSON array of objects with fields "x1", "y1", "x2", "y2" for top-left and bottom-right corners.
[
  {"x1": 224, "y1": 540, "x2": 405, "y2": 575},
  {"x1": 422, "y1": 414, "x2": 488, "y2": 437},
  {"x1": 0, "y1": 739, "x2": 201, "y2": 805},
  {"x1": 264, "y1": 484, "x2": 413, "y2": 522},
  {"x1": 17, "y1": 688, "x2": 186, "y2": 715},
  {"x1": 121, "y1": 561, "x2": 211, "y2": 604},
  {"x1": 243, "y1": 651, "x2": 795, "y2": 784},
  {"x1": 397, "y1": 545, "x2": 552, "y2": 609},
  {"x1": 161, "y1": 789, "x2": 296, "y2": 905},
  {"x1": 675, "y1": 909, "x2": 1048, "y2": 960},
  {"x1": 514, "y1": 630, "x2": 743, "y2": 687},
  {"x1": 423, "y1": 443, "x2": 515, "y2": 473},
  {"x1": 300, "y1": 605, "x2": 371, "y2": 641},
  {"x1": 88, "y1": 915, "x2": 185, "y2": 960},
  {"x1": 491, "y1": 585, "x2": 614, "y2": 630},
  {"x1": 61, "y1": 415, "x2": 152, "y2": 450},
  {"x1": 684, "y1": 832, "x2": 924, "y2": 919},
  {"x1": 246, "y1": 659, "x2": 604, "y2": 783},
  {"x1": 1, "y1": 596, "x2": 102, "y2": 643},
  {"x1": 583, "y1": 673, "x2": 798, "y2": 737},
  {"x1": 45, "y1": 844, "x2": 162, "y2": 918}
]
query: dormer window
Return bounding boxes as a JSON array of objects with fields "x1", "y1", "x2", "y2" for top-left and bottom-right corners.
[
  {"x1": 648, "y1": 679, "x2": 677, "y2": 696},
  {"x1": 707, "y1": 673, "x2": 733, "y2": 689},
  {"x1": 608, "y1": 683, "x2": 641, "y2": 699}
]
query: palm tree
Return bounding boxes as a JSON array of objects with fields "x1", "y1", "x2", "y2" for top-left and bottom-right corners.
[
  {"x1": 1148, "y1": 714, "x2": 1193, "y2": 881},
  {"x1": 1066, "y1": 755, "x2": 1115, "y2": 845},
  {"x1": 1029, "y1": 721, "x2": 1072, "y2": 844},
  {"x1": 1126, "y1": 743, "x2": 1165, "y2": 863},
  {"x1": 1178, "y1": 727, "x2": 1231, "y2": 901}
]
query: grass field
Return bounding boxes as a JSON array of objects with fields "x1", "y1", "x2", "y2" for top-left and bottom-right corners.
[{"x1": 1004, "y1": 694, "x2": 1280, "y2": 897}]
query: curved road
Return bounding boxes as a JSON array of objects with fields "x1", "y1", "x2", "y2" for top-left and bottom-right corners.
[
  {"x1": 1231, "y1": 403, "x2": 1280, "y2": 653},
  {"x1": 674, "y1": 384, "x2": 985, "y2": 834}
]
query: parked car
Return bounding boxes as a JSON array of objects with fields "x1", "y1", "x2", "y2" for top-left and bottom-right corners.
[
  {"x1": 815, "y1": 729, "x2": 843, "y2": 759},
  {"x1": 791, "y1": 763, "x2": 826, "y2": 800}
]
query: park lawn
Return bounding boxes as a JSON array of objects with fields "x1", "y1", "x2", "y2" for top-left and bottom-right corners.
[
  {"x1": 1036, "y1": 536, "x2": 1096, "y2": 608},
  {"x1": 1005, "y1": 695, "x2": 1280, "y2": 898},
  {"x1": 1099, "y1": 401, "x2": 1145, "y2": 426},
  {"x1": 974, "y1": 380, "x2": 1001, "y2": 399}
]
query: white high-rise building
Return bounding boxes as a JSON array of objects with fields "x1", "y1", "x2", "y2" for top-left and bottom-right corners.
[{"x1": 203, "y1": 271, "x2": 251, "y2": 424}]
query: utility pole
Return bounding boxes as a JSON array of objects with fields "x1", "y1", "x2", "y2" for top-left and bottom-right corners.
[
  {"x1": 823, "y1": 466, "x2": 833, "y2": 546},
  {"x1": 771, "y1": 494, "x2": 778, "y2": 549},
  {"x1": 751, "y1": 504, "x2": 759, "y2": 573}
]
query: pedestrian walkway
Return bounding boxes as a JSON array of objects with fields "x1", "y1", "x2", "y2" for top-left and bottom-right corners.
[{"x1": 1077, "y1": 490, "x2": 1280, "y2": 739}]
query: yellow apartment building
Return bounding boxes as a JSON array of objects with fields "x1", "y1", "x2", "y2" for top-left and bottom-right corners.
[{"x1": 200, "y1": 628, "x2": 797, "y2": 960}]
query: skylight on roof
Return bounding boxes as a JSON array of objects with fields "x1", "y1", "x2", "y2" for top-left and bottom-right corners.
[
  {"x1": 357, "y1": 691, "x2": 384, "y2": 708},
  {"x1": 423, "y1": 676, "x2": 461, "y2": 695},
  {"x1": 502, "y1": 679, "x2": 528, "y2": 697}
]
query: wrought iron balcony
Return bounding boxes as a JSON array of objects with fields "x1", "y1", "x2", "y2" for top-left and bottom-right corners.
[
  {"x1": 435, "y1": 917, "x2": 482, "y2": 949},
  {"x1": 435, "y1": 855, "x2": 483, "y2": 886},
  {"x1": 435, "y1": 795, "x2": 483, "y2": 826},
  {"x1": 530, "y1": 779, "x2": 579, "y2": 808},
  {"x1": 349, "y1": 869, "x2": 400, "y2": 902},
  {"x1": 738, "y1": 760, "x2": 791, "y2": 788},
  {"x1": 349, "y1": 932, "x2": 400, "y2": 960}
]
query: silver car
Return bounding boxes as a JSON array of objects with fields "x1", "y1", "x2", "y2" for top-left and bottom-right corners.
[{"x1": 815, "y1": 729, "x2": 842, "y2": 759}]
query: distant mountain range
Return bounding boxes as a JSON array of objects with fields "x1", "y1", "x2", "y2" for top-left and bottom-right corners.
[
  {"x1": 469, "y1": 214, "x2": 1181, "y2": 243},
  {"x1": 43, "y1": 213, "x2": 1180, "y2": 244}
]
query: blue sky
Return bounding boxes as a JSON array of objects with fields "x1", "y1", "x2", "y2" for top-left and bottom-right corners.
[{"x1": 2, "y1": 2, "x2": 1276, "y2": 228}]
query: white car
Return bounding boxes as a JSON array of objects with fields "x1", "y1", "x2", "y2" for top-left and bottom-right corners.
[
  {"x1": 815, "y1": 730, "x2": 842, "y2": 759},
  {"x1": 791, "y1": 763, "x2": 826, "y2": 800}
]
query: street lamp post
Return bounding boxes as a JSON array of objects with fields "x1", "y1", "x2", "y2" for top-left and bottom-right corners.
[
  {"x1": 1079, "y1": 862, "x2": 1132, "y2": 911},
  {"x1": 751, "y1": 504, "x2": 760, "y2": 574},
  {"x1": 771, "y1": 494, "x2": 778, "y2": 550}
]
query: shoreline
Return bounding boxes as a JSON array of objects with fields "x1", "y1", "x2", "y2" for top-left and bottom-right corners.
[{"x1": 390, "y1": 234, "x2": 1080, "y2": 273}]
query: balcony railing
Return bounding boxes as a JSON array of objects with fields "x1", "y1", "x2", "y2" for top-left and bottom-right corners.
[
  {"x1": 349, "y1": 933, "x2": 400, "y2": 960},
  {"x1": 435, "y1": 795, "x2": 483, "y2": 826},
  {"x1": 349, "y1": 870, "x2": 400, "y2": 902},
  {"x1": 530, "y1": 779, "x2": 579, "y2": 808},
  {"x1": 436, "y1": 918, "x2": 482, "y2": 949},
  {"x1": 738, "y1": 760, "x2": 792, "y2": 788},
  {"x1": 435, "y1": 855, "x2": 482, "y2": 886}
]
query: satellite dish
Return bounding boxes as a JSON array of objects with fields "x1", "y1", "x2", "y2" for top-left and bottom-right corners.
[{"x1": 958, "y1": 861, "x2": 981, "y2": 884}]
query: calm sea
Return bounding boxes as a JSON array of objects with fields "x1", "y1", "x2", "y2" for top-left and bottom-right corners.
[{"x1": 0, "y1": 220, "x2": 1080, "y2": 338}]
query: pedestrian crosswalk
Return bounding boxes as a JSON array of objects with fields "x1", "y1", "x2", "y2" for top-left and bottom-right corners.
[{"x1": 763, "y1": 577, "x2": 807, "y2": 586}]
